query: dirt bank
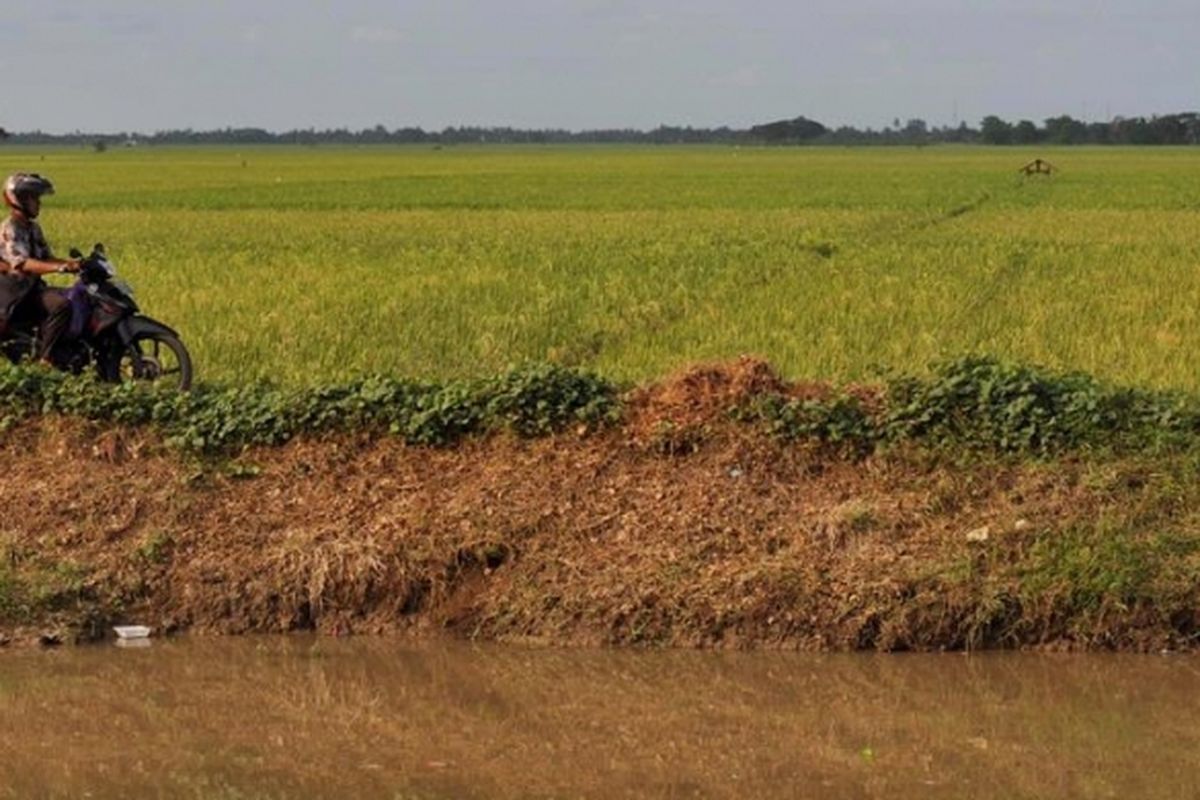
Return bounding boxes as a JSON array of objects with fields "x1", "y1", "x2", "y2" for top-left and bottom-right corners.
[{"x1": 4, "y1": 360, "x2": 1200, "y2": 651}]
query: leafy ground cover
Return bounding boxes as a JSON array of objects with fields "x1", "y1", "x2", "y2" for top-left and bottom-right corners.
[{"x1": 1, "y1": 355, "x2": 1195, "y2": 458}]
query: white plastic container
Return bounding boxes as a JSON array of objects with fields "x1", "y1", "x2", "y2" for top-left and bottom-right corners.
[{"x1": 113, "y1": 625, "x2": 152, "y2": 640}]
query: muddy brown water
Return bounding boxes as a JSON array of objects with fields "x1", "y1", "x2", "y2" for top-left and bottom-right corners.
[{"x1": 1, "y1": 639, "x2": 1198, "y2": 799}]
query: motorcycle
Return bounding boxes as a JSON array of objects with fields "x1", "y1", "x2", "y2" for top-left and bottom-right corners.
[{"x1": 0, "y1": 243, "x2": 193, "y2": 390}]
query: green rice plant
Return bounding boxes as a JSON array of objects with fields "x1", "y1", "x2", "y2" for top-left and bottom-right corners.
[{"x1": 0, "y1": 144, "x2": 1197, "y2": 388}]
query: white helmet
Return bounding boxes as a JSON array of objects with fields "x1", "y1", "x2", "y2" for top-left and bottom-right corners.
[{"x1": 3, "y1": 173, "x2": 55, "y2": 218}]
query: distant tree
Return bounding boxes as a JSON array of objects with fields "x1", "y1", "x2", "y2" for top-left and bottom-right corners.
[
  {"x1": 1182, "y1": 113, "x2": 1200, "y2": 144},
  {"x1": 1145, "y1": 114, "x2": 1195, "y2": 145},
  {"x1": 902, "y1": 118, "x2": 929, "y2": 144},
  {"x1": 939, "y1": 122, "x2": 975, "y2": 143},
  {"x1": 1012, "y1": 120, "x2": 1039, "y2": 144},
  {"x1": 1085, "y1": 121, "x2": 1111, "y2": 144},
  {"x1": 827, "y1": 125, "x2": 865, "y2": 144},
  {"x1": 980, "y1": 115, "x2": 1013, "y2": 145},
  {"x1": 1043, "y1": 115, "x2": 1087, "y2": 144},
  {"x1": 361, "y1": 124, "x2": 390, "y2": 143},
  {"x1": 1111, "y1": 116, "x2": 1147, "y2": 144},
  {"x1": 748, "y1": 116, "x2": 828, "y2": 143},
  {"x1": 92, "y1": 139, "x2": 108, "y2": 153}
]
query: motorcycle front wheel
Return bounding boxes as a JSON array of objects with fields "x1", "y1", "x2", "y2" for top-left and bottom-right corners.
[{"x1": 105, "y1": 332, "x2": 194, "y2": 391}]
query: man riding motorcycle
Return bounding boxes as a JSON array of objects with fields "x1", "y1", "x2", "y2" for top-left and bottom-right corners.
[{"x1": 0, "y1": 173, "x2": 80, "y2": 364}]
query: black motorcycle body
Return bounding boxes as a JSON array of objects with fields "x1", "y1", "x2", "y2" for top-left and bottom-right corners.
[{"x1": 0, "y1": 244, "x2": 192, "y2": 390}]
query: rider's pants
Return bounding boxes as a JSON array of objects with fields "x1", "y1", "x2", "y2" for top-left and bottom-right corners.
[{"x1": 34, "y1": 289, "x2": 69, "y2": 362}]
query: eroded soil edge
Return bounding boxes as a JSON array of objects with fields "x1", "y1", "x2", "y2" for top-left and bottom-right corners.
[{"x1": 4, "y1": 360, "x2": 1199, "y2": 651}]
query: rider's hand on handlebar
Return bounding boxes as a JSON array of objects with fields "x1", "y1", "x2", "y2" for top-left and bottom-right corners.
[{"x1": 59, "y1": 260, "x2": 81, "y2": 274}]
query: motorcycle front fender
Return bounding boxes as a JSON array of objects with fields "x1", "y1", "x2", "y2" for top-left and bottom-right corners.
[{"x1": 117, "y1": 315, "x2": 182, "y2": 345}]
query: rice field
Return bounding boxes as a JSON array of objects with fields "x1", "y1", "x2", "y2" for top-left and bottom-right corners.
[{"x1": 5, "y1": 144, "x2": 1200, "y2": 389}]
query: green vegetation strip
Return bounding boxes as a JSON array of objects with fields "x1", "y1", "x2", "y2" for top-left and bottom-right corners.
[
  {"x1": 0, "y1": 363, "x2": 619, "y2": 451},
  {"x1": 5, "y1": 355, "x2": 1200, "y2": 456},
  {"x1": 745, "y1": 356, "x2": 1200, "y2": 456}
]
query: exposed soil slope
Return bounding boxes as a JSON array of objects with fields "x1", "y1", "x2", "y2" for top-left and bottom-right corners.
[{"x1": 3, "y1": 360, "x2": 1199, "y2": 651}]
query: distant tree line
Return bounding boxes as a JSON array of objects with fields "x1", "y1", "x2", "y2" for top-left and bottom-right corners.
[
  {"x1": 3, "y1": 113, "x2": 1199, "y2": 147},
  {"x1": 976, "y1": 113, "x2": 1200, "y2": 145}
]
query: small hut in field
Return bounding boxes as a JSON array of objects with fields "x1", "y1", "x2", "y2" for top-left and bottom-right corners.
[{"x1": 1019, "y1": 158, "x2": 1056, "y2": 175}]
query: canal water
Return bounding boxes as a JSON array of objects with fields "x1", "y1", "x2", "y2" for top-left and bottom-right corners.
[{"x1": 1, "y1": 638, "x2": 1197, "y2": 799}]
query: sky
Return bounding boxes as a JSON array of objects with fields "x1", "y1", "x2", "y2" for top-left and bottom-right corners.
[{"x1": 2, "y1": 0, "x2": 1197, "y2": 134}]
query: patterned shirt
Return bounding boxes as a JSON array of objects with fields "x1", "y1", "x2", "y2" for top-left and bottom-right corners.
[{"x1": 0, "y1": 216, "x2": 52, "y2": 270}]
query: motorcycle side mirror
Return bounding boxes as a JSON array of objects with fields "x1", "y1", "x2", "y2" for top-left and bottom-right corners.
[
  {"x1": 69, "y1": 247, "x2": 82, "y2": 259},
  {"x1": 93, "y1": 243, "x2": 105, "y2": 255}
]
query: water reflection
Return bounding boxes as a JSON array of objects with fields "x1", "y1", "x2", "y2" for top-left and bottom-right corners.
[{"x1": 1, "y1": 639, "x2": 1198, "y2": 799}]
